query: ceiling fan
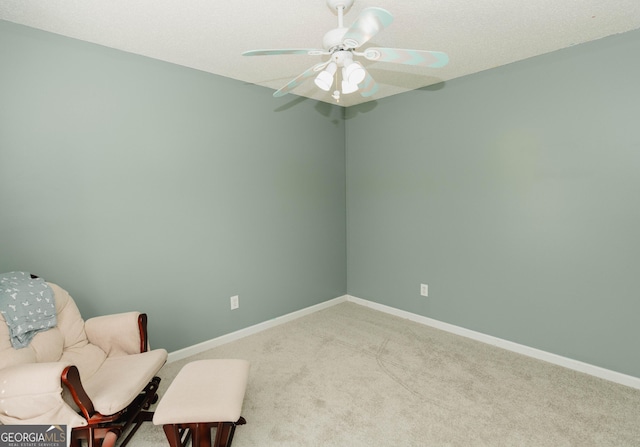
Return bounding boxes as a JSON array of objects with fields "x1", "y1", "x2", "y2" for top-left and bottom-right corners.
[{"x1": 242, "y1": 0, "x2": 449, "y2": 102}]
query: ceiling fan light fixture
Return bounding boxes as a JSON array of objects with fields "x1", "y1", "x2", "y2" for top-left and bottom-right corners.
[
  {"x1": 343, "y1": 61, "x2": 366, "y2": 85},
  {"x1": 314, "y1": 62, "x2": 337, "y2": 91},
  {"x1": 243, "y1": 3, "x2": 449, "y2": 102}
]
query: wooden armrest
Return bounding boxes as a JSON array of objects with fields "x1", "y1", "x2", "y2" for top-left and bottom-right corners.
[
  {"x1": 138, "y1": 313, "x2": 148, "y2": 353},
  {"x1": 61, "y1": 365, "x2": 122, "y2": 424},
  {"x1": 61, "y1": 365, "x2": 96, "y2": 421}
]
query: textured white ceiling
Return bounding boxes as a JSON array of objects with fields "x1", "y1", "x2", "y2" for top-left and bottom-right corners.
[{"x1": 2, "y1": 0, "x2": 640, "y2": 107}]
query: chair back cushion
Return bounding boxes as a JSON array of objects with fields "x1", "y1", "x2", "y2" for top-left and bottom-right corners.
[{"x1": 0, "y1": 283, "x2": 107, "y2": 379}]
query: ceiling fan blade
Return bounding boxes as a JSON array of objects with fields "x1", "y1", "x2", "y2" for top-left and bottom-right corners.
[
  {"x1": 273, "y1": 61, "x2": 330, "y2": 97},
  {"x1": 342, "y1": 7, "x2": 393, "y2": 49},
  {"x1": 363, "y1": 48, "x2": 449, "y2": 68},
  {"x1": 358, "y1": 71, "x2": 379, "y2": 98},
  {"x1": 243, "y1": 49, "x2": 327, "y2": 57}
]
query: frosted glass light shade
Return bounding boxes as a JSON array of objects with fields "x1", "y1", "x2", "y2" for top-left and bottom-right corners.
[
  {"x1": 343, "y1": 61, "x2": 366, "y2": 85},
  {"x1": 314, "y1": 62, "x2": 337, "y2": 91},
  {"x1": 341, "y1": 80, "x2": 358, "y2": 94}
]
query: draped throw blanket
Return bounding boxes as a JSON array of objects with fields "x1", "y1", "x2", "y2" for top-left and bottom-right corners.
[{"x1": 0, "y1": 271, "x2": 56, "y2": 348}]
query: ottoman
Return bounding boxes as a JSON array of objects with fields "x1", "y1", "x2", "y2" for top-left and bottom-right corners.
[{"x1": 153, "y1": 359, "x2": 250, "y2": 447}]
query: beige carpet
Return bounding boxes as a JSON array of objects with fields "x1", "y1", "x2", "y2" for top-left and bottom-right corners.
[{"x1": 134, "y1": 302, "x2": 640, "y2": 446}]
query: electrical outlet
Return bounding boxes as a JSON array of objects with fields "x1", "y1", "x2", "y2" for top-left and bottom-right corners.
[
  {"x1": 230, "y1": 295, "x2": 239, "y2": 310},
  {"x1": 420, "y1": 284, "x2": 428, "y2": 297}
]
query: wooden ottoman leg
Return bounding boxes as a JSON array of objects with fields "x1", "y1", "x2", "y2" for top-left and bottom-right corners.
[
  {"x1": 212, "y1": 422, "x2": 225, "y2": 447},
  {"x1": 214, "y1": 417, "x2": 247, "y2": 447},
  {"x1": 163, "y1": 424, "x2": 183, "y2": 447},
  {"x1": 193, "y1": 423, "x2": 212, "y2": 447},
  {"x1": 226, "y1": 417, "x2": 247, "y2": 447}
]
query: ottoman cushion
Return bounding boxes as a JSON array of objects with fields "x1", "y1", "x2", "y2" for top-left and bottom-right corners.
[{"x1": 153, "y1": 359, "x2": 249, "y2": 425}]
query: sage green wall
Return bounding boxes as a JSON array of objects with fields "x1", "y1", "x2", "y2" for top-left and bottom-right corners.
[
  {"x1": 0, "y1": 21, "x2": 346, "y2": 352},
  {"x1": 346, "y1": 29, "x2": 640, "y2": 377},
  {"x1": 2, "y1": 19, "x2": 639, "y2": 378}
]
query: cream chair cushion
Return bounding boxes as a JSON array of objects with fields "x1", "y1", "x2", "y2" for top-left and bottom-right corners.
[
  {"x1": 0, "y1": 282, "x2": 167, "y2": 427},
  {"x1": 0, "y1": 362, "x2": 87, "y2": 427},
  {"x1": 84, "y1": 349, "x2": 167, "y2": 415}
]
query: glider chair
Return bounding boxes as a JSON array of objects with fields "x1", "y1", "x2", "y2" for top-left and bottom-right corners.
[{"x1": 0, "y1": 275, "x2": 168, "y2": 447}]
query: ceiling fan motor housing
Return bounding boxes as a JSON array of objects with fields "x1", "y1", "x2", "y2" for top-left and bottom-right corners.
[{"x1": 323, "y1": 27, "x2": 349, "y2": 51}]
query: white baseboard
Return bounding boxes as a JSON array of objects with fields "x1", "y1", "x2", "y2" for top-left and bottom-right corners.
[
  {"x1": 347, "y1": 295, "x2": 640, "y2": 390},
  {"x1": 167, "y1": 295, "x2": 348, "y2": 363},
  {"x1": 167, "y1": 293, "x2": 640, "y2": 390}
]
